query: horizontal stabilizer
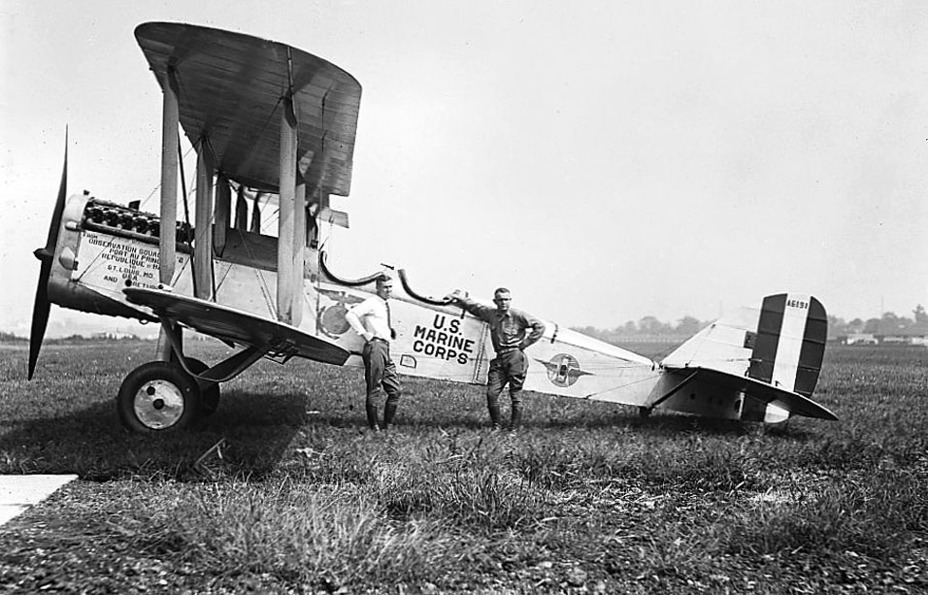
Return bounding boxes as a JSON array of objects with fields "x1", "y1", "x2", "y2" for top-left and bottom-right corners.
[{"x1": 663, "y1": 365, "x2": 837, "y2": 420}]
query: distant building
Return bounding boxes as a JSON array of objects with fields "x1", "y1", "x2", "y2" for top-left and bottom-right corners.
[
  {"x1": 874, "y1": 322, "x2": 928, "y2": 346},
  {"x1": 91, "y1": 331, "x2": 137, "y2": 340},
  {"x1": 844, "y1": 333, "x2": 878, "y2": 346},
  {"x1": 836, "y1": 323, "x2": 928, "y2": 346}
]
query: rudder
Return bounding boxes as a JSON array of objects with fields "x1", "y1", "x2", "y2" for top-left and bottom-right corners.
[{"x1": 746, "y1": 293, "x2": 827, "y2": 397}]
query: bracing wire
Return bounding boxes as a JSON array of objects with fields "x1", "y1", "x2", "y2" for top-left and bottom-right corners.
[{"x1": 137, "y1": 142, "x2": 197, "y2": 213}]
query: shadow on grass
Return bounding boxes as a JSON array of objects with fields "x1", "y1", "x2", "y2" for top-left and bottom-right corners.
[
  {"x1": 533, "y1": 404, "x2": 817, "y2": 439},
  {"x1": 0, "y1": 388, "x2": 315, "y2": 481},
  {"x1": 375, "y1": 391, "x2": 821, "y2": 442}
]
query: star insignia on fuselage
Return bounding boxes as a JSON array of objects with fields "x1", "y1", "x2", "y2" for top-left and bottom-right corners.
[{"x1": 536, "y1": 353, "x2": 594, "y2": 387}]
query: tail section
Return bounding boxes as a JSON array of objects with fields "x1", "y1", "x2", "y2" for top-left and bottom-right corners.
[
  {"x1": 746, "y1": 294, "x2": 827, "y2": 397},
  {"x1": 659, "y1": 292, "x2": 835, "y2": 422}
]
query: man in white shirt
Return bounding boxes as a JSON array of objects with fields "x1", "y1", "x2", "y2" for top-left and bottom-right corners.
[{"x1": 344, "y1": 275, "x2": 401, "y2": 431}]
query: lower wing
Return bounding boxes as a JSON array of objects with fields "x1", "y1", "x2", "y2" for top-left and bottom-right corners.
[{"x1": 124, "y1": 287, "x2": 351, "y2": 365}]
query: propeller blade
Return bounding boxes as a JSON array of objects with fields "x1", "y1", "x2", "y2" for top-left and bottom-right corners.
[
  {"x1": 28, "y1": 261, "x2": 53, "y2": 380},
  {"x1": 28, "y1": 129, "x2": 68, "y2": 380}
]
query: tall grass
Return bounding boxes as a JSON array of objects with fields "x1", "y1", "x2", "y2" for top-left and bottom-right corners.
[
  {"x1": 140, "y1": 479, "x2": 457, "y2": 590},
  {"x1": 727, "y1": 466, "x2": 928, "y2": 560}
]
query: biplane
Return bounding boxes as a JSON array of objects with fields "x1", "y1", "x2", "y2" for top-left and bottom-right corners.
[{"x1": 28, "y1": 22, "x2": 837, "y2": 432}]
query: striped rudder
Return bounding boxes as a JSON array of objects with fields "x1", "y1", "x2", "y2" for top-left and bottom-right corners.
[{"x1": 747, "y1": 293, "x2": 827, "y2": 397}]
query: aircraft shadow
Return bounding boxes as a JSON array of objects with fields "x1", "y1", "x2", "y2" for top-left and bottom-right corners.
[
  {"x1": 0, "y1": 377, "x2": 813, "y2": 482},
  {"x1": 537, "y1": 410, "x2": 816, "y2": 440},
  {"x1": 0, "y1": 389, "x2": 313, "y2": 481},
  {"x1": 351, "y1": 381, "x2": 817, "y2": 440}
]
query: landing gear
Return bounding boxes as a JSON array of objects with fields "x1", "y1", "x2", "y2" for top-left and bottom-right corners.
[
  {"x1": 117, "y1": 318, "x2": 267, "y2": 432},
  {"x1": 638, "y1": 406, "x2": 652, "y2": 418},
  {"x1": 117, "y1": 361, "x2": 201, "y2": 432},
  {"x1": 181, "y1": 357, "x2": 221, "y2": 415}
]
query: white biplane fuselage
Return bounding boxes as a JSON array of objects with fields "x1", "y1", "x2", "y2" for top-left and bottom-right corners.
[
  {"x1": 29, "y1": 22, "x2": 837, "y2": 433},
  {"x1": 47, "y1": 190, "x2": 662, "y2": 406}
]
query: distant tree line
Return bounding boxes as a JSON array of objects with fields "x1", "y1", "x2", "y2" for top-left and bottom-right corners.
[
  {"x1": 573, "y1": 315, "x2": 707, "y2": 343},
  {"x1": 828, "y1": 305, "x2": 928, "y2": 338},
  {"x1": 0, "y1": 332, "x2": 143, "y2": 343},
  {"x1": 574, "y1": 305, "x2": 928, "y2": 342},
  {"x1": 0, "y1": 332, "x2": 26, "y2": 343}
]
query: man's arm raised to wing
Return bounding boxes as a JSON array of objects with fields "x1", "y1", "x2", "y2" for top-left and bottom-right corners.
[{"x1": 446, "y1": 289, "x2": 494, "y2": 322}]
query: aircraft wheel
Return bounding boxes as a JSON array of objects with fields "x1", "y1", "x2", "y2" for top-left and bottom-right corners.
[
  {"x1": 117, "y1": 361, "x2": 201, "y2": 433},
  {"x1": 638, "y1": 406, "x2": 651, "y2": 418},
  {"x1": 182, "y1": 357, "x2": 221, "y2": 415}
]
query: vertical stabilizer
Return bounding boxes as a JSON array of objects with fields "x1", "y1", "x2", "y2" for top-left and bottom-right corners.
[{"x1": 747, "y1": 294, "x2": 827, "y2": 396}]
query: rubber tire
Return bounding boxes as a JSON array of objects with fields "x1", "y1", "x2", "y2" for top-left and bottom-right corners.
[
  {"x1": 117, "y1": 361, "x2": 201, "y2": 433},
  {"x1": 182, "y1": 357, "x2": 221, "y2": 415}
]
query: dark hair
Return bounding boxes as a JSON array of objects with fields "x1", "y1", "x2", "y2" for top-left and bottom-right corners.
[{"x1": 494, "y1": 287, "x2": 511, "y2": 298}]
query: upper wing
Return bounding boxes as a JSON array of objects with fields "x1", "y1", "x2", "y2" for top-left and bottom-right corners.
[
  {"x1": 135, "y1": 22, "x2": 362, "y2": 195},
  {"x1": 124, "y1": 287, "x2": 350, "y2": 365}
]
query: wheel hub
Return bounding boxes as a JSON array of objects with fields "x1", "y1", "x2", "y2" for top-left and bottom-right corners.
[{"x1": 133, "y1": 380, "x2": 185, "y2": 429}]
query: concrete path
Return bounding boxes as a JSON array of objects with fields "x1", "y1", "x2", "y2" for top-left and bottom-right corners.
[{"x1": 0, "y1": 475, "x2": 78, "y2": 526}]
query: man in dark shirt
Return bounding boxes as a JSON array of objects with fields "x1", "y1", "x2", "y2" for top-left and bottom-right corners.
[{"x1": 448, "y1": 287, "x2": 546, "y2": 429}]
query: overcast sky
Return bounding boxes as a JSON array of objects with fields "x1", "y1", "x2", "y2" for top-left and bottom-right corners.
[{"x1": 2, "y1": 1, "x2": 926, "y2": 338}]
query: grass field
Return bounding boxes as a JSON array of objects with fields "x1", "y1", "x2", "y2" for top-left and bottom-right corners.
[{"x1": 0, "y1": 340, "x2": 926, "y2": 593}]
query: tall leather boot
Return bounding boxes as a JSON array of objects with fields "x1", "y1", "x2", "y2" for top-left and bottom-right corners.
[
  {"x1": 382, "y1": 402, "x2": 398, "y2": 431},
  {"x1": 510, "y1": 403, "x2": 523, "y2": 430},
  {"x1": 487, "y1": 399, "x2": 501, "y2": 430},
  {"x1": 366, "y1": 401, "x2": 380, "y2": 431}
]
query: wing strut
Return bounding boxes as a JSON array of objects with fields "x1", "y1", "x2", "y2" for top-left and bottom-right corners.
[
  {"x1": 214, "y1": 174, "x2": 231, "y2": 256},
  {"x1": 277, "y1": 94, "x2": 299, "y2": 325},
  {"x1": 159, "y1": 67, "x2": 179, "y2": 287},
  {"x1": 157, "y1": 67, "x2": 181, "y2": 363},
  {"x1": 193, "y1": 141, "x2": 214, "y2": 300},
  {"x1": 293, "y1": 178, "x2": 306, "y2": 323}
]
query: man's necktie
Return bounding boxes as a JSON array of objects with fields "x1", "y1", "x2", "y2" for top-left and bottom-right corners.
[{"x1": 386, "y1": 300, "x2": 396, "y2": 340}]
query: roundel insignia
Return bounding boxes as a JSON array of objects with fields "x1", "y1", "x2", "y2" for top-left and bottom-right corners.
[
  {"x1": 318, "y1": 304, "x2": 350, "y2": 338},
  {"x1": 537, "y1": 353, "x2": 593, "y2": 387},
  {"x1": 316, "y1": 288, "x2": 365, "y2": 338}
]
